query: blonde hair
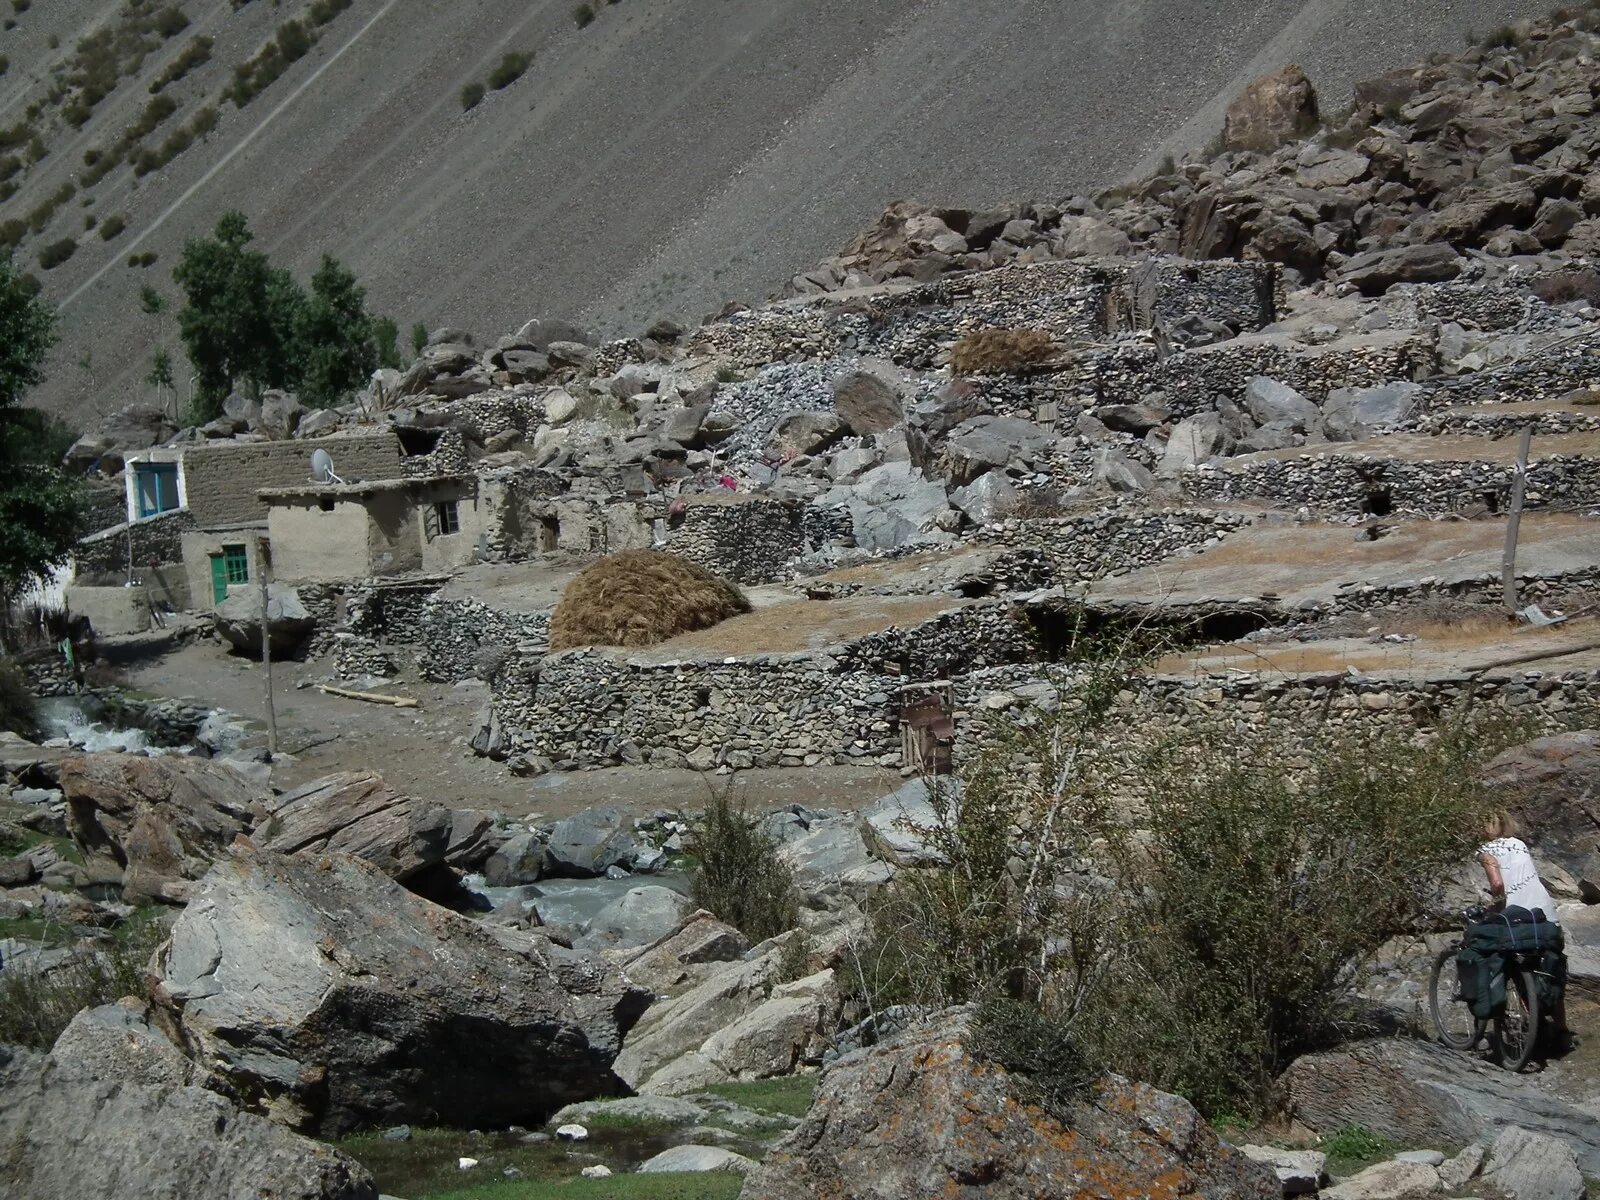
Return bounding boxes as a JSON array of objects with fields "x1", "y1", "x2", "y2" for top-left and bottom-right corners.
[{"x1": 1485, "y1": 811, "x2": 1517, "y2": 840}]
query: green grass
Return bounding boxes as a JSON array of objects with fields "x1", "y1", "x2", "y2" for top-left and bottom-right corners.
[
  {"x1": 426, "y1": 1175, "x2": 744, "y2": 1200},
  {"x1": 0, "y1": 916, "x2": 77, "y2": 947},
  {"x1": 1320, "y1": 1125, "x2": 1395, "y2": 1176},
  {"x1": 700, "y1": 1076, "x2": 816, "y2": 1119}
]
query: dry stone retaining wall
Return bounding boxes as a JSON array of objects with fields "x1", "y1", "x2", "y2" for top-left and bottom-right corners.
[
  {"x1": 971, "y1": 510, "x2": 1247, "y2": 580},
  {"x1": 74, "y1": 509, "x2": 196, "y2": 576}
]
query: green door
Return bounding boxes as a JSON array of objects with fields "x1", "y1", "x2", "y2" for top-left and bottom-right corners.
[{"x1": 210, "y1": 555, "x2": 228, "y2": 605}]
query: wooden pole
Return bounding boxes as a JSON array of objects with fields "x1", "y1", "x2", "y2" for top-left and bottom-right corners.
[
  {"x1": 258, "y1": 536, "x2": 277, "y2": 760},
  {"x1": 1501, "y1": 426, "x2": 1533, "y2": 616}
]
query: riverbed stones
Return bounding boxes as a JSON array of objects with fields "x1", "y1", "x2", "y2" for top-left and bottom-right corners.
[
  {"x1": 544, "y1": 806, "x2": 642, "y2": 878},
  {"x1": 637, "y1": 1145, "x2": 756, "y2": 1173},
  {"x1": 580, "y1": 885, "x2": 694, "y2": 950},
  {"x1": 1483, "y1": 1126, "x2": 1586, "y2": 1200},
  {"x1": 152, "y1": 846, "x2": 649, "y2": 1135}
]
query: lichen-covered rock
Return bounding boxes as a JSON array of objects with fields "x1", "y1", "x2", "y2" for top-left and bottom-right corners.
[
  {"x1": 1223, "y1": 65, "x2": 1318, "y2": 153},
  {"x1": 740, "y1": 1010, "x2": 1278, "y2": 1199},
  {"x1": 152, "y1": 846, "x2": 650, "y2": 1135}
]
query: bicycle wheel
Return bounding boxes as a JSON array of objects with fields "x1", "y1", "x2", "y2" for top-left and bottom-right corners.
[
  {"x1": 1429, "y1": 945, "x2": 1483, "y2": 1050},
  {"x1": 1492, "y1": 966, "x2": 1542, "y2": 1071}
]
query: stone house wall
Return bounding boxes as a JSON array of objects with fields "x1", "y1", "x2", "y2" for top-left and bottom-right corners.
[
  {"x1": 182, "y1": 432, "x2": 402, "y2": 527},
  {"x1": 74, "y1": 509, "x2": 196, "y2": 578}
]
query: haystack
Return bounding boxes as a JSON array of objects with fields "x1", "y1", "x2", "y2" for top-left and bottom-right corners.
[{"x1": 548, "y1": 550, "x2": 751, "y2": 651}]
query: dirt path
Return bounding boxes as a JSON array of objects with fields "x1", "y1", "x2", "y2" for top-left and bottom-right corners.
[{"x1": 118, "y1": 638, "x2": 895, "y2": 820}]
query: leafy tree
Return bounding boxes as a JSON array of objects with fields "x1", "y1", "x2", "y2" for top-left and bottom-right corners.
[
  {"x1": 173, "y1": 211, "x2": 304, "y2": 418},
  {"x1": 0, "y1": 255, "x2": 85, "y2": 605},
  {"x1": 372, "y1": 316, "x2": 400, "y2": 369},
  {"x1": 410, "y1": 321, "x2": 427, "y2": 355},
  {"x1": 295, "y1": 255, "x2": 376, "y2": 407}
]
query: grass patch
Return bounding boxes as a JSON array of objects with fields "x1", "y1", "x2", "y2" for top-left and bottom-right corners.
[
  {"x1": 460, "y1": 82, "x2": 485, "y2": 111},
  {"x1": 700, "y1": 1075, "x2": 816, "y2": 1119},
  {"x1": 1320, "y1": 1125, "x2": 1394, "y2": 1175},
  {"x1": 0, "y1": 912, "x2": 167, "y2": 1049},
  {"x1": 950, "y1": 328, "x2": 1057, "y2": 376}
]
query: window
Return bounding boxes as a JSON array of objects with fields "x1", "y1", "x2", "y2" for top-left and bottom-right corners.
[
  {"x1": 222, "y1": 544, "x2": 249, "y2": 585},
  {"x1": 133, "y1": 462, "x2": 179, "y2": 519},
  {"x1": 435, "y1": 500, "x2": 460, "y2": 536}
]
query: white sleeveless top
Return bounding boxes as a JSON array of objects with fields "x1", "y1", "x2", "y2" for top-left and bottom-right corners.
[{"x1": 1480, "y1": 837, "x2": 1558, "y2": 924}]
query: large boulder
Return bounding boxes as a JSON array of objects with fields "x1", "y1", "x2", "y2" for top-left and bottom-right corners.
[
  {"x1": 0, "y1": 1046, "x2": 376, "y2": 1200},
  {"x1": 50, "y1": 999, "x2": 195, "y2": 1088},
  {"x1": 1223, "y1": 65, "x2": 1319, "y2": 154},
  {"x1": 618, "y1": 911, "x2": 750, "y2": 995},
  {"x1": 612, "y1": 939, "x2": 840, "y2": 1094},
  {"x1": 1337, "y1": 244, "x2": 1463, "y2": 295},
  {"x1": 1244, "y1": 377, "x2": 1321, "y2": 433},
  {"x1": 253, "y1": 772, "x2": 452, "y2": 884},
  {"x1": 831, "y1": 369, "x2": 903, "y2": 435},
  {"x1": 740, "y1": 1010, "x2": 1279, "y2": 1199},
  {"x1": 860, "y1": 778, "x2": 950, "y2": 867},
  {"x1": 1481, "y1": 730, "x2": 1600, "y2": 890},
  {"x1": 944, "y1": 416, "x2": 1056, "y2": 484},
  {"x1": 581, "y1": 885, "x2": 695, "y2": 951},
  {"x1": 152, "y1": 847, "x2": 650, "y2": 1135},
  {"x1": 63, "y1": 405, "x2": 177, "y2": 473},
  {"x1": 1158, "y1": 413, "x2": 1231, "y2": 476},
  {"x1": 544, "y1": 806, "x2": 643, "y2": 878},
  {"x1": 1284, "y1": 1038, "x2": 1600, "y2": 1175},
  {"x1": 256, "y1": 390, "x2": 304, "y2": 440},
  {"x1": 214, "y1": 583, "x2": 316, "y2": 658},
  {"x1": 1484, "y1": 1126, "x2": 1586, "y2": 1200},
  {"x1": 831, "y1": 461, "x2": 952, "y2": 552},
  {"x1": 1322, "y1": 382, "x2": 1421, "y2": 440},
  {"x1": 60, "y1": 753, "x2": 264, "y2": 904}
]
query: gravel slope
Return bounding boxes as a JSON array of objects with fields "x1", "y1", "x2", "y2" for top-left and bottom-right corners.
[{"x1": 0, "y1": 0, "x2": 1546, "y2": 426}]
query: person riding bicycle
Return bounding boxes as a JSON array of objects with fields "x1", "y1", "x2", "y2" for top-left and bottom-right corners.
[{"x1": 1478, "y1": 811, "x2": 1572, "y2": 1048}]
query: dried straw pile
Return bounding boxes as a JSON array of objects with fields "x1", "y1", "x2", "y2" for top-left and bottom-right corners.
[{"x1": 548, "y1": 550, "x2": 751, "y2": 651}]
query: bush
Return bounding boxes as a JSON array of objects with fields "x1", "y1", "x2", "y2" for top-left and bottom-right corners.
[
  {"x1": 459, "y1": 82, "x2": 485, "y2": 111},
  {"x1": 488, "y1": 51, "x2": 531, "y2": 90},
  {"x1": 856, "y1": 696, "x2": 1517, "y2": 1119},
  {"x1": 949, "y1": 328, "x2": 1057, "y2": 376},
  {"x1": 690, "y1": 788, "x2": 799, "y2": 942},
  {"x1": 548, "y1": 550, "x2": 751, "y2": 651},
  {"x1": 0, "y1": 915, "x2": 167, "y2": 1049},
  {"x1": 127, "y1": 250, "x2": 158, "y2": 268},
  {"x1": 573, "y1": 2, "x2": 595, "y2": 27},
  {"x1": 38, "y1": 238, "x2": 76, "y2": 269},
  {"x1": 149, "y1": 34, "x2": 212, "y2": 92},
  {"x1": 1534, "y1": 269, "x2": 1600, "y2": 307},
  {"x1": 0, "y1": 657, "x2": 36, "y2": 736},
  {"x1": 99, "y1": 214, "x2": 126, "y2": 240}
]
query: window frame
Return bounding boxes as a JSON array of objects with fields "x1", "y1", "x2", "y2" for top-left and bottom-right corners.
[
  {"x1": 434, "y1": 500, "x2": 461, "y2": 536},
  {"x1": 221, "y1": 543, "x2": 250, "y2": 585}
]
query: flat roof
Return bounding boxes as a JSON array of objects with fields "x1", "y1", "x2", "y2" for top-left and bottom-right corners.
[{"x1": 260, "y1": 474, "x2": 472, "y2": 502}]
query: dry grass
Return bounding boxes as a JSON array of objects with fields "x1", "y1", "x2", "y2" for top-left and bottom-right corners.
[
  {"x1": 950, "y1": 328, "x2": 1056, "y2": 376},
  {"x1": 548, "y1": 550, "x2": 751, "y2": 651},
  {"x1": 637, "y1": 595, "x2": 964, "y2": 656}
]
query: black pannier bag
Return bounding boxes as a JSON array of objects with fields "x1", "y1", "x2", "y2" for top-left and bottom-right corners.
[{"x1": 1454, "y1": 906, "x2": 1565, "y2": 1022}]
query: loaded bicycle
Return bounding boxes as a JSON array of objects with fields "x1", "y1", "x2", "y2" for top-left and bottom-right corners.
[{"x1": 1428, "y1": 905, "x2": 1564, "y2": 1072}]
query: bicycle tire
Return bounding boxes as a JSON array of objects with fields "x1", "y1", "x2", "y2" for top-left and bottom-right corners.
[
  {"x1": 1492, "y1": 966, "x2": 1542, "y2": 1072},
  {"x1": 1428, "y1": 945, "x2": 1483, "y2": 1051}
]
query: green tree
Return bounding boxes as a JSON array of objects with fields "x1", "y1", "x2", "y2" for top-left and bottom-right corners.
[
  {"x1": 0, "y1": 254, "x2": 85, "y2": 606},
  {"x1": 173, "y1": 211, "x2": 304, "y2": 418},
  {"x1": 295, "y1": 255, "x2": 376, "y2": 407},
  {"x1": 372, "y1": 316, "x2": 400, "y2": 369},
  {"x1": 410, "y1": 321, "x2": 427, "y2": 355},
  {"x1": 138, "y1": 284, "x2": 166, "y2": 317}
]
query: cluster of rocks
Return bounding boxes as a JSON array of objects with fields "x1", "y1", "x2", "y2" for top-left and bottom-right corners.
[{"x1": 792, "y1": 12, "x2": 1600, "y2": 296}]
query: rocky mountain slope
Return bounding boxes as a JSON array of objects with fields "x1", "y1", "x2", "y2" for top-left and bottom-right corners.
[{"x1": 0, "y1": 0, "x2": 1544, "y2": 427}]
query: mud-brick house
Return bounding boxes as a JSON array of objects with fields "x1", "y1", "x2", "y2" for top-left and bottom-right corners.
[
  {"x1": 71, "y1": 432, "x2": 403, "y2": 622},
  {"x1": 260, "y1": 475, "x2": 482, "y2": 584}
]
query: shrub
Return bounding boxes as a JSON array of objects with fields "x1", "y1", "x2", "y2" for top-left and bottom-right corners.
[
  {"x1": 38, "y1": 238, "x2": 76, "y2": 269},
  {"x1": 10, "y1": 0, "x2": 28, "y2": 13},
  {"x1": 0, "y1": 657, "x2": 36, "y2": 736},
  {"x1": 573, "y1": 2, "x2": 595, "y2": 27},
  {"x1": 99, "y1": 214, "x2": 126, "y2": 240},
  {"x1": 548, "y1": 550, "x2": 751, "y2": 651},
  {"x1": 459, "y1": 81, "x2": 485, "y2": 111},
  {"x1": 154, "y1": 5, "x2": 188, "y2": 38},
  {"x1": 308, "y1": 0, "x2": 355, "y2": 25},
  {"x1": 487, "y1": 51, "x2": 531, "y2": 90},
  {"x1": 1534, "y1": 268, "x2": 1600, "y2": 307},
  {"x1": 0, "y1": 915, "x2": 166, "y2": 1049},
  {"x1": 949, "y1": 328, "x2": 1057, "y2": 376},
  {"x1": 149, "y1": 34, "x2": 212, "y2": 92},
  {"x1": 689, "y1": 788, "x2": 799, "y2": 942},
  {"x1": 0, "y1": 218, "x2": 24, "y2": 248},
  {"x1": 127, "y1": 250, "x2": 158, "y2": 268}
]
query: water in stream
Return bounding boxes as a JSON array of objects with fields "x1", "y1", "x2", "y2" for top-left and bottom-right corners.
[{"x1": 34, "y1": 695, "x2": 160, "y2": 755}]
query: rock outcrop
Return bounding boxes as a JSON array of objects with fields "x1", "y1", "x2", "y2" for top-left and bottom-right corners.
[
  {"x1": 1284, "y1": 1037, "x2": 1600, "y2": 1175},
  {"x1": 740, "y1": 1010, "x2": 1279, "y2": 1199},
  {"x1": 152, "y1": 846, "x2": 650, "y2": 1135},
  {"x1": 253, "y1": 771, "x2": 453, "y2": 884},
  {"x1": 214, "y1": 583, "x2": 316, "y2": 658},
  {"x1": 1482, "y1": 729, "x2": 1600, "y2": 889},
  {"x1": 0, "y1": 1046, "x2": 376, "y2": 1200},
  {"x1": 59, "y1": 753, "x2": 264, "y2": 904}
]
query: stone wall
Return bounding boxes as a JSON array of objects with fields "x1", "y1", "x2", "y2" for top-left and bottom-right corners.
[
  {"x1": 492, "y1": 601, "x2": 1040, "y2": 769},
  {"x1": 1183, "y1": 451, "x2": 1600, "y2": 516},
  {"x1": 953, "y1": 664, "x2": 1600, "y2": 764},
  {"x1": 659, "y1": 499, "x2": 854, "y2": 584},
  {"x1": 971, "y1": 510, "x2": 1247, "y2": 580},
  {"x1": 1424, "y1": 329, "x2": 1600, "y2": 409},
  {"x1": 74, "y1": 509, "x2": 196, "y2": 577},
  {"x1": 182, "y1": 432, "x2": 402, "y2": 527},
  {"x1": 417, "y1": 596, "x2": 550, "y2": 683}
]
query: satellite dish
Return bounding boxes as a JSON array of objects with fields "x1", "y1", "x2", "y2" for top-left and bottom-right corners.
[{"x1": 311, "y1": 448, "x2": 345, "y2": 485}]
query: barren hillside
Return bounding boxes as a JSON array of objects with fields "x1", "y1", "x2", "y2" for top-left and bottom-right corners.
[{"x1": 0, "y1": 0, "x2": 1544, "y2": 428}]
